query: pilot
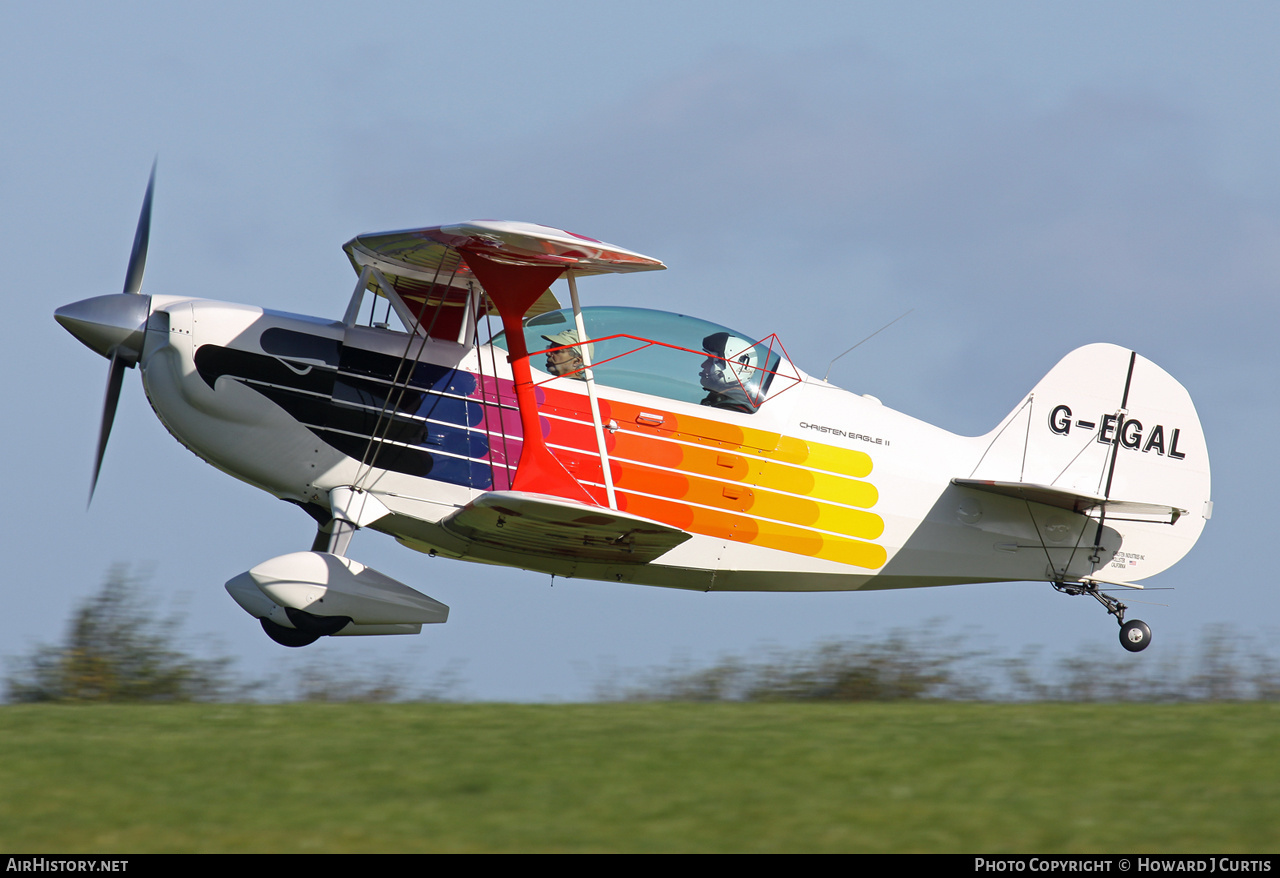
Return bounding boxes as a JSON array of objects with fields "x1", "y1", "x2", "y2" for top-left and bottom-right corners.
[
  {"x1": 699, "y1": 332, "x2": 762, "y2": 413},
  {"x1": 541, "y1": 330, "x2": 594, "y2": 380}
]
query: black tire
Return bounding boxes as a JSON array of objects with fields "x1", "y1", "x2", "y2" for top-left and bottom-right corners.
[
  {"x1": 1120, "y1": 619, "x2": 1152, "y2": 653},
  {"x1": 285, "y1": 607, "x2": 351, "y2": 636},
  {"x1": 260, "y1": 617, "x2": 320, "y2": 648}
]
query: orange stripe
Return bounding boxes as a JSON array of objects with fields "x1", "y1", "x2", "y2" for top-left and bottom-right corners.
[{"x1": 540, "y1": 388, "x2": 887, "y2": 569}]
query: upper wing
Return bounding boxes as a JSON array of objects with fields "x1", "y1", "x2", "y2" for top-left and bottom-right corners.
[
  {"x1": 952, "y1": 478, "x2": 1186, "y2": 524},
  {"x1": 343, "y1": 220, "x2": 666, "y2": 339},
  {"x1": 440, "y1": 490, "x2": 691, "y2": 564}
]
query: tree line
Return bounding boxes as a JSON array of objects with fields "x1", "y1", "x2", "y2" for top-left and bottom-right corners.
[{"x1": 7, "y1": 569, "x2": 1279, "y2": 704}]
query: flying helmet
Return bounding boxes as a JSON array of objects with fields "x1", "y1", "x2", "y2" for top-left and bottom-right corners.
[{"x1": 701, "y1": 332, "x2": 763, "y2": 408}]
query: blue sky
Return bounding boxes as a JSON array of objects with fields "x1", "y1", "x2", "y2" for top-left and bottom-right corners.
[{"x1": 5, "y1": 1, "x2": 1277, "y2": 699}]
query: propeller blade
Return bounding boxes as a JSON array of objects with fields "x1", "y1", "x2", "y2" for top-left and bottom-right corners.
[
  {"x1": 90, "y1": 353, "x2": 128, "y2": 505},
  {"x1": 122, "y1": 160, "x2": 156, "y2": 295}
]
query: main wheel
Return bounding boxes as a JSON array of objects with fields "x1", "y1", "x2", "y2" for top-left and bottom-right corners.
[
  {"x1": 261, "y1": 617, "x2": 320, "y2": 647},
  {"x1": 1120, "y1": 619, "x2": 1152, "y2": 653},
  {"x1": 285, "y1": 607, "x2": 352, "y2": 637}
]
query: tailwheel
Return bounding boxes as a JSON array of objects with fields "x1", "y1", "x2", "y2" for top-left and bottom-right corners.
[
  {"x1": 1052, "y1": 580, "x2": 1154, "y2": 653},
  {"x1": 1120, "y1": 619, "x2": 1152, "y2": 653}
]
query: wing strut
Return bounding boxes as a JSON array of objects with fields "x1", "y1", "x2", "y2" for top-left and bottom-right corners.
[
  {"x1": 566, "y1": 270, "x2": 617, "y2": 509},
  {"x1": 458, "y1": 249, "x2": 596, "y2": 504}
]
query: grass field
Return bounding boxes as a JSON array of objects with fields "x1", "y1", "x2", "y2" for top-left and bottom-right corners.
[{"x1": 1, "y1": 702, "x2": 1276, "y2": 853}]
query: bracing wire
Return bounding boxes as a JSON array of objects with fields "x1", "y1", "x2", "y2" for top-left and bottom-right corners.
[
  {"x1": 823, "y1": 309, "x2": 912, "y2": 381},
  {"x1": 352, "y1": 258, "x2": 460, "y2": 490}
]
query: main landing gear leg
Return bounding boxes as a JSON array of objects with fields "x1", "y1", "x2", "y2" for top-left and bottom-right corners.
[
  {"x1": 1051, "y1": 580, "x2": 1152, "y2": 653},
  {"x1": 311, "y1": 517, "x2": 356, "y2": 556}
]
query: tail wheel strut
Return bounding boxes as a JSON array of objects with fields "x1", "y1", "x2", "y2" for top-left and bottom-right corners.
[{"x1": 1052, "y1": 580, "x2": 1152, "y2": 653}]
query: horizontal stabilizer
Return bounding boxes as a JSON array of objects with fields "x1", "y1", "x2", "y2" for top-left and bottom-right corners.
[
  {"x1": 952, "y1": 479, "x2": 1186, "y2": 524},
  {"x1": 441, "y1": 491, "x2": 691, "y2": 564}
]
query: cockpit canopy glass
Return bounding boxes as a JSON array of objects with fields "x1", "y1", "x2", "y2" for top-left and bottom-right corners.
[{"x1": 490, "y1": 306, "x2": 783, "y2": 412}]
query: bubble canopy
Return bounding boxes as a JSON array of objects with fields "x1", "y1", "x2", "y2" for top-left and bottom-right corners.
[{"x1": 490, "y1": 306, "x2": 787, "y2": 411}]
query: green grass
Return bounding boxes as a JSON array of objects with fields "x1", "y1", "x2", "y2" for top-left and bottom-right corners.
[{"x1": 1, "y1": 702, "x2": 1277, "y2": 853}]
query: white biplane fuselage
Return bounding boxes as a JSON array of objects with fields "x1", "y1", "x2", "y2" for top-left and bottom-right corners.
[{"x1": 57, "y1": 210, "x2": 1211, "y2": 652}]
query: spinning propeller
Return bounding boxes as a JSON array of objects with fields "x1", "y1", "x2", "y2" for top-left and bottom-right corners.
[{"x1": 54, "y1": 162, "x2": 156, "y2": 502}]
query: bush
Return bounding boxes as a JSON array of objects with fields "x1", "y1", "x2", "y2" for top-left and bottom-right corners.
[
  {"x1": 598, "y1": 624, "x2": 992, "y2": 702},
  {"x1": 5, "y1": 567, "x2": 235, "y2": 703},
  {"x1": 596, "y1": 623, "x2": 1280, "y2": 704}
]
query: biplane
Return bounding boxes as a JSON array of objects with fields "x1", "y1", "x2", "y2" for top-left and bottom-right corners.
[{"x1": 56, "y1": 167, "x2": 1211, "y2": 652}]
